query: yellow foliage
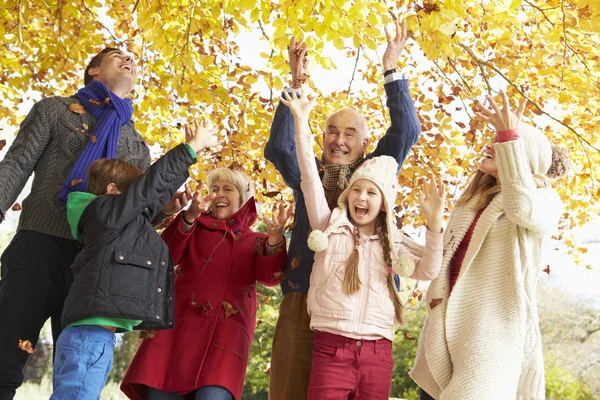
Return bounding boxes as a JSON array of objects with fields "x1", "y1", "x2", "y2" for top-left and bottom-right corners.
[{"x1": 0, "y1": 0, "x2": 598, "y2": 255}]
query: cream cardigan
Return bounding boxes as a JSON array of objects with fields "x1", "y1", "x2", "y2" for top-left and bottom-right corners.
[{"x1": 409, "y1": 138, "x2": 563, "y2": 400}]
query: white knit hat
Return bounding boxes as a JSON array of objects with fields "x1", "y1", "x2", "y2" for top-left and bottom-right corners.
[
  {"x1": 518, "y1": 124, "x2": 553, "y2": 176},
  {"x1": 307, "y1": 156, "x2": 416, "y2": 278}
]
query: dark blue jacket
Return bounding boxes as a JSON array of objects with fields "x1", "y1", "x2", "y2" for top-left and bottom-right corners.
[{"x1": 264, "y1": 78, "x2": 421, "y2": 294}]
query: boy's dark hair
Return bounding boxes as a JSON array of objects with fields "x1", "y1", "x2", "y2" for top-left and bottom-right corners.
[
  {"x1": 87, "y1": 158, "x2": 143, "y2": 195},
  {"x1": 84, "y1": 47, "x2": 120, "y2": 86}
]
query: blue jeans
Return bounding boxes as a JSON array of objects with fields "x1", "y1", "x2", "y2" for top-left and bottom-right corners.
[
  {"x1": 50, "y1": 325, "x2": 115, "y2": 400},
  {"x1": 148, "y1": 386, "x2": 233, "y2": 400}
]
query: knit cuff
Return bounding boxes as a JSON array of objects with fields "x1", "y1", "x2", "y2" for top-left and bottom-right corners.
[
  {"x1": 494, "y1": 138, "x2": 532, "y2": 185},
  {"x1": 184, "y1": 143, "x2": 197, "y2": 159},
  {"x1": 496, "y1": 128, "x2": 519, "y2": 142}
]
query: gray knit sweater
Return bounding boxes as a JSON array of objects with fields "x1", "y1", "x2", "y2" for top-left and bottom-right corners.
[{"x1": 0, "y1": 96, "x2": 151, "y2": 240}]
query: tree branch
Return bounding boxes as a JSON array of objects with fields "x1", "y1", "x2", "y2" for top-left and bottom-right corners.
[
  {"x1": 457, "y1": 41, "x2": 600, "y2": 153},
  {"x1": 347, "y1": 47, "x2": 361, "y2": 93},
  {"x1": 523, "y1": 0, "x2": 556, "y2": 28},
  {"x1": 81, "y1": 0, "x2": 124, "y2": 44}
]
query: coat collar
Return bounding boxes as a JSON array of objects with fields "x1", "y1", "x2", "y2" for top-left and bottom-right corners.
[
  {"x1": 197, "y1": 197, "x2": 258, "y2": 233},
  {"x1": 424, "y1": 192, "x2": 505, "y2": 389}
]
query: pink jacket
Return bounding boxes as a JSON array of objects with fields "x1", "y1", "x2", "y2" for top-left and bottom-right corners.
[{"x1": 296, "y1": 134, "x2": 443, "y2": 341}]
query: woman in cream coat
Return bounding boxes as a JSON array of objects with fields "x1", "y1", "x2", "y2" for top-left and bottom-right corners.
[{"x1": 410, "y1": 92, "x2": 570, "y2": 400}]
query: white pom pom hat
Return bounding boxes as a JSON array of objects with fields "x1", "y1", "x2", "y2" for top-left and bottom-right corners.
[{"x1": 308, "y1": 156, "x2": 416, "y2": 278}]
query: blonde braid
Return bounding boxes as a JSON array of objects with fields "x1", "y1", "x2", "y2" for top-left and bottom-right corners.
[
  {"x1": 378, "y1": 215, "x2": 405, "y2": 324},
  {"x1": 343, "y1": 221, "x2": 362, "y2": 295}
]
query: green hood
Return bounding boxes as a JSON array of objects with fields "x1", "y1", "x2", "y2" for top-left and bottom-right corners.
[{"x1": 67, "y1": 192, "x2": 97, "y2": 240}]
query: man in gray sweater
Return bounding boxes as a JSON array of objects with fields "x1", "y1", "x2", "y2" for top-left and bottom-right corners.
[{"x1": 0, "y1": 48, "x2": 177, "y2": 399}]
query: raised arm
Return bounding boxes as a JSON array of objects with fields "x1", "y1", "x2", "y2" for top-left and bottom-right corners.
[
  {"x1": 369, "y1": 19, "x2": 421, "y2": 171},
  {"x1": 0, "y1": 99, "x2": 54, "y2": 222},
  {"x1": 396, "y1": 174, "x2": 445, "y2": 280},
  {"x1": 280, "y1": 89, "x2": 332, "y2": 232},
  {"x1": 475, "y1": 92, "x2": 563, "y2": 234},
  {"x1": 264, "y1": 37, "x2": 309, "y2": 191},
  {"x1": 96, "y1": 120, "x2": 218, "y2": 231}
]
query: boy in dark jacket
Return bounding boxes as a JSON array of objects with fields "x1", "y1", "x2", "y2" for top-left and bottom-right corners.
[{"x1": 49, "y1": 121, "x2": 218, "y2": 400}]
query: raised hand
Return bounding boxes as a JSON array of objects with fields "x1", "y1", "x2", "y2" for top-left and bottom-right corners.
[
  {"x1": 184, "y1": 189, "x2": 217, "y2": 222},
  {"x1": 288, "y1": 36, "x2": 309, "y2": 88},
  {"x1": 264, "y1": 201, "x2": 293, "y2": 246},
  {"x1": 475, "y1": 90, "x2": 527, "y2": 132},
  {"x1": 382, "y1": 17, "x2": 409, "y2": 71},
  {"x1": 185, "y1": 119, "x2": 219, "y2": 153},
  {"x1": 162, "y1": 183, "x2": 193, "y2": 216},
  {"x1": 280, "y1": 85, "x2": 318, "y2": 123},
  {"x1": 418, "y1": 174, "x2": 445, "y2": 233}
]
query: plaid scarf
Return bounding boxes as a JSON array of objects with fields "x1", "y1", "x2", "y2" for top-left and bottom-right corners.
[{"x1": 319, "y1": 156, "x2": 364, "y2": 210}]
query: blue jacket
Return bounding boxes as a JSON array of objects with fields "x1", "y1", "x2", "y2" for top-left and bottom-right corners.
[{"x1": 264, "y1": 78, "x2": 421, "y2": 294}]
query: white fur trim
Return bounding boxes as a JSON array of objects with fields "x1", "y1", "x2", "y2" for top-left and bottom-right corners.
[
  {"x1": 308, "y1": 230, "x2": 329, "y2": 252},
  {"x1": 393, "y1": 254, "x2": 416, "y2": 277}
]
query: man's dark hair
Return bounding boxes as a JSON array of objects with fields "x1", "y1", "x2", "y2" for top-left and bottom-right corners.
[{"x1": 84, "y1": 47, "x2": 120, "y2": 86}]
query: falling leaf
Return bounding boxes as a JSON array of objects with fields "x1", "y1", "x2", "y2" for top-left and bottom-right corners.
[
  {"x1": 18, "y1": 339, "x2": 34, "y2": 354},
  {"x1": 11, "y1": 203, "x2": 21, "y2": 211},
  {"x1": 205, "y1": 300, "x2": 213, "y2": 310},
  {"x1": 222, "y1": 301, "x2": 241, "y2": 318},
  {"x1": 412, "y1": 289, "x2": 423, "y2": 301},
  {"x1": 285, "y1": 222, "x2": 297, "y2": 233},
  {"x1": 273, "y1": 271, "x2": 285, "y2": 280},
  {"x1": 543, "y1": 265, "x2": 550, "y2": 275},
  {"x1": 104, "y1": 97, "x2": 110, "y2": 103},
  {"x1": 89, "y1": 99, "x2": 105, "y2": 107},
  {"x1": 82, "y1": 123, "x2": 89, "y2": 130},
  {"x1": 0, "y1": 139, "x2": 6, "y2": 151},
  {"x1": 258, "y1": 332, "x2": 267, "y2": 349},
  {"x1": 264, "y1": 362, "x2": 271, "y2": 375},
  {"x1": 264, "y1": 191, "x2": 281, "y2": 198},
  {"x1": 90, "y1": 136, "x2": 97, "y2": 143},
  {"x1": 139, "y1": 330, "x2": 157, "y2": 339},
  {"x1": 190, "y1": 293, "x2": 197, "y2": 306},
  {"x1": 429, "y1": 298, "x2": 443, "y2": 310},
  {"x1": 291, "y1": 255, "x2": 301, "y2": 271},
  {"x1": 403, "y1": 331, "x2": 416, "y2": 341},
  {"x1": 70, "y1": 179, "x2": 83, "y2": 187},
  {"x1": 585, "y1": 265, "x2": 593, "y2": 270},
  {"x1": 68, "y1": 103, "x2": 85, "y2": 114}
]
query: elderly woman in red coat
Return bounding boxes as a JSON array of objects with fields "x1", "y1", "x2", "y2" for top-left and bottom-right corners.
[{"x1": 121, "y1": 165, "x2": 290, "y2": 400}]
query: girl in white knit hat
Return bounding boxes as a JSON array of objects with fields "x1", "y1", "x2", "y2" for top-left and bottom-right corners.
[
  {"x1": 410, "y1": 91, "x2": 570, "y2": 400},
  {"x1": 280, "y1": 89, "x2": 445, "y2": 399}
]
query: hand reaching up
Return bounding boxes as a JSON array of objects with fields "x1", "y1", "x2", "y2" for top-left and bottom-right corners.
[
  {"x1": 280, "y1": 86, "x2": 318, "y2": 124},
  {"x1": 475, "y1": 90, "x2": 527, "y2": 132},
  {"x1": 418, "y1": 174, "x2": 445, "y2": 233},
  {"x1": 382, "y1": 17, "x2": 409, "y2": 71},
  {"x1": 289, "y1": 36, "x2": 310, "y2": 88},
  {"x1": 185, "y1": 119, "x2": 219, "y2": 153},
  {"x1": 184, "y1": 189, "x2": 217, "y2": 222},
  {"x1": 264, "y1": 201, "x2": 293, "y2": 246}
]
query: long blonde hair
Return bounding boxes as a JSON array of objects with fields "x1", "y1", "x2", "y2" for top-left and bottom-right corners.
[
  {"x1": 457, "y1": 169, "x2": 550, "y2": 209},
  {"x1": 342, "y1": 214, "x2": 404, "y2": 324}
]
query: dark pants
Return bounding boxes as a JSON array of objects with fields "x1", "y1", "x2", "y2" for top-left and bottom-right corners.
[
  {"x1": 147, "y1": 386, "x2": 233, "y2": 400},
  {"x1": 420, "y1": 388, "x2": 436, "y2": 400},
  {"x1": 0, "y1": 231, "x2": 82, "y2": 400}
]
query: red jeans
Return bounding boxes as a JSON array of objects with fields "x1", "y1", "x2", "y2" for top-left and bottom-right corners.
[{"x1": 308, "y1": 331, "x2": 393, "y2": 400}]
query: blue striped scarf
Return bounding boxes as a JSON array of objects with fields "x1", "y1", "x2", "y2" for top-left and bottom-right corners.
[{"x1": 58, "y1": 80, "x2": 134, "y2": 203}]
